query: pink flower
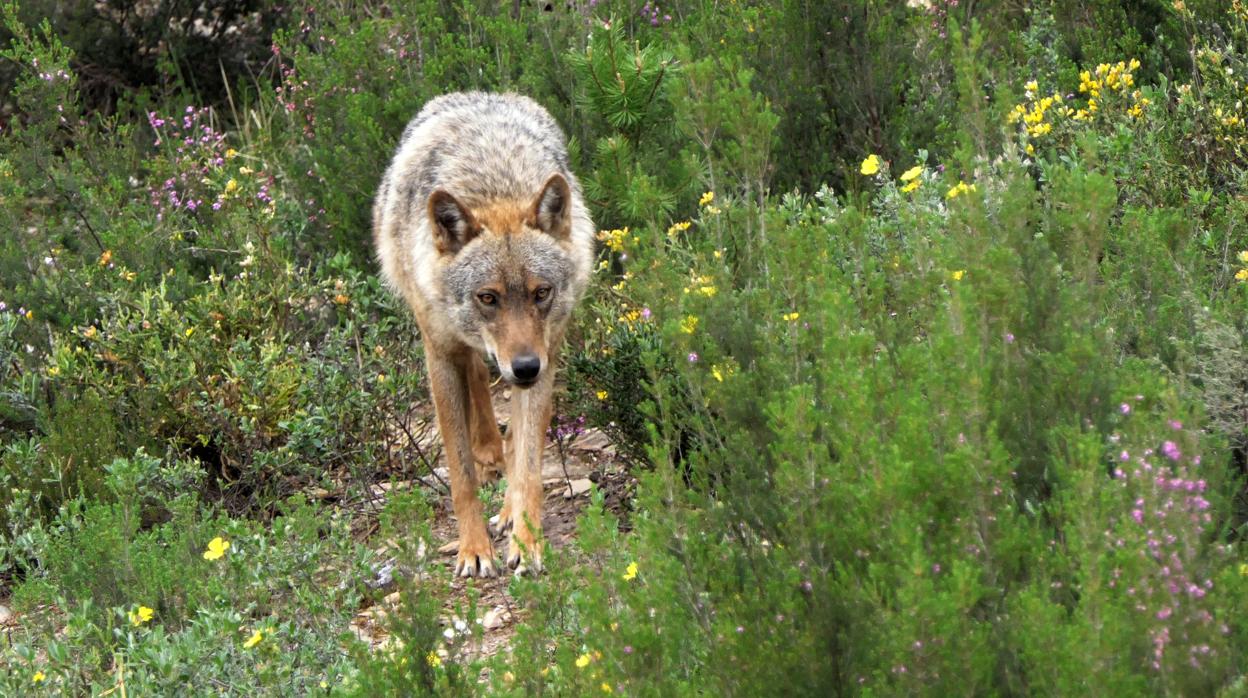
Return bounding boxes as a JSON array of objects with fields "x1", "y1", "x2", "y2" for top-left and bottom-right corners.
[
  {"x1": 1120, "y1": 403, "x2": 1131, "y2": 415},
  {"x1": 1161, "y1": 441, "x2": 1181, "y2": 462}
]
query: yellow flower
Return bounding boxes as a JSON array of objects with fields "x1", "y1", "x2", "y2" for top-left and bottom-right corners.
[
  {"x1": 334, "y1": 293, "x2": 350, "y2": 306},
  {"x1": 576, "y1": 653, "x2": 592, "y2": 668},
  {"x1": 46, "y1": 366, "x2": 60, "y2": 377},
  {"x1": 667, "y1": 220, "x2": 691, "y2": 237},
  {"x1": 680, "y1": 315, "x2": 699, "y2": 334},
  {"x1": 1024, "y1": 79, "x2": 1039, "y2": 94},
  {"x1": 82, "y1": 326, "x2": 98, "y2": 339},
  {"x1": 860, "y1": 154, "x2": 880, "y2": 176},
  {"x1": 129, "y1": 605, "x2": 155, "y2": 627},
  {"x1": 596, "y1": 228, "x2": 630, "y2": 253},
  {"x1": 225, "y1": 148, "x2": 239, "y2": 159},
  {"x1": 1238, "y1": 250, "x2": 1248, "y2": 264},
  {"x1": 946, "y1": 181, "x2": 976, "y2": 200},
  {"x1": 623, "y1": 561, "x2": 638, "y2": 581},
  {"x1": 1236, "y1": 268, "x2": 1248, "y2": 281},
  {"x1": 203, "y1": 536, "x2": 230, "y2": 561},
  {"x1": 601, "y1": 682, "x2": 614, "y2": 693},
  {"x1": 32, "y1": 671, "x2": 46, "y2": 684},
  {"x1": 782, "y1": 312, "x2": 800, "y2": 322},
  {"x1": 699, "y1": 191, "x2": 715, "y2": 206},
  {"x1": 596, "y1": 390, "x2": 608, "y2": 401},
  {"x1": 24, "y1": 310, "x2": 33, "y2": 320},
  {"x1": 711, "y1": 365, "x2": 724, "y2": 382},
  {"x1": 1240, "y1": 562, "x2": 1248, "y2": 576},
  {"x1": 184, "y1": 327, "x2": 195, "y2": 338},
  {"x1": 98, "y1": 250, "x2": 113, "y2": 266},
  {"x1": 243, "y1": 629, "x2": 263, "y2": 649},
  {"x1": 899, "y1": 165, "x2": 923, "y2": 182},
  {"x1": 426, "y1": 651, "x2": 442, "y2": 667},
  {"x1": 900, "y1": 179, "x2": 921, "y2": 194},
  {"x1": 950, "y1": 270, "x2": 966, "y2": 281}
]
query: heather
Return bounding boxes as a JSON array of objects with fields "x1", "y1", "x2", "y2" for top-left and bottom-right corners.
[{"x1": 3, "y1": 0, "x2": 1248, "y2": 695}]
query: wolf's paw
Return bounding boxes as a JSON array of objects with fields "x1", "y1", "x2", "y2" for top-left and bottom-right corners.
[
  {"x1": 454, "y1": 530, "x2": 498, "y2": 578},
  {"x1": 506, "y1": 530, "x2": 543, "y2": 577}
]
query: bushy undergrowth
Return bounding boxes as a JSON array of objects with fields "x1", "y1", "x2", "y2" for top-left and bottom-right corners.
[{"x1": 4, "y1": 0, "x2": 1248, "y2": 695}]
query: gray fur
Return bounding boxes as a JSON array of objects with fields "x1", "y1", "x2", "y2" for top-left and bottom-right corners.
[{"x1": 373, "y1": 91, "x2": 595, "y2": 355}]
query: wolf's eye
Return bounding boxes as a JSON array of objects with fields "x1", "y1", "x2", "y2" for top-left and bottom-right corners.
[
  {"x1": 477, "y1": 291, "x2": 498, "y2": 306},
  {"x1": 534, "y1": 286, "x2": 552, "y2": 302}
]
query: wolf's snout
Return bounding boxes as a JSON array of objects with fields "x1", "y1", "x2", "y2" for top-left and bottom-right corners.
[{"x1": 511, "y1": 355, "x2": 541, "y2": 384}]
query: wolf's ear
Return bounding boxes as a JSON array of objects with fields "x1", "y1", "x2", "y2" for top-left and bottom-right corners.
[
  {"x1": 528, "y1": 174, "x2": 572, "y2": 239},
  {"x1": 428, "y1": 190, "x2": 481, "y2": 255}
]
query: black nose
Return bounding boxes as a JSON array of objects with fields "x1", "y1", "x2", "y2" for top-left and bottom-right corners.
[{"x1": 511, "y1": 355, "x2": 541, "y2": 383}]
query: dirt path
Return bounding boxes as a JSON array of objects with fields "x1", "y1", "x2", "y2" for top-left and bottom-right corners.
[{"x1": 350, "y1": 383, "x2": 634, "y2": 666}]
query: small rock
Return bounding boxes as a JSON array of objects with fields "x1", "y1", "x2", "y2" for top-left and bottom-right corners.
[
  {"x1": 564, "y1": 478, "x2": 593, "y2": 499},
  {"x1": 482, "y1": 606, "x2": 512, "y2": 630},
  {"x1": 0, "y1": 604, "x2": 11, "y2": 625},
  {"x1": 571, "y1": 428, "x2": 611, "y2": 451}
]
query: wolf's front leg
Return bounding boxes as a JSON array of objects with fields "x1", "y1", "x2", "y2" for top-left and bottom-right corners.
[
  {"x1": 428, "y1": 349, "x2": 498, "y2": 578},
  {"x1": 502, "y1": 368, "x2": 554, "y2": 574}
]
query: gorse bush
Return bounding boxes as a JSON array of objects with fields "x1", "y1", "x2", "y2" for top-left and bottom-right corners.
[{"x1": 4, "y1": 0, "x2": 1248, "y2": 694}]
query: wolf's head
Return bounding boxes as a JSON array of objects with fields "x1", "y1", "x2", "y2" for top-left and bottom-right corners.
[{"x1": 431, "y1": 174, "x2": 578, "y2": 387}]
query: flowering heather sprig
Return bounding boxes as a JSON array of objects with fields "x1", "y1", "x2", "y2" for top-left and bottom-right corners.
[
  {"x1": 146, "y1": 107, "x2": 229, "y2": 221},
  {"x1": 274, "y1": 61, "x2": 317, "y2": 139},
  {"x1": 1110, "y1": 410, "x2": 1223, "y2": 674},
  {"x1": 909, "y1": 0, "x2": 960, "y2": 38},
  {"x1": 639, "y1": 1, "x2": 671, "y2": 26},
  {"x1": 548, "y1": 414, "x2": 588, "y2": 442}
]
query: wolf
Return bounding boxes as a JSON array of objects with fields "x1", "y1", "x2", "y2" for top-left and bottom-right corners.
[{"x1": 373, "y1": 92, "x2": 595, "y2": 577}]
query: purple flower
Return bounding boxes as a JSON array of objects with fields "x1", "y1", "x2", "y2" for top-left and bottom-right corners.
[
  {"x1": 1161, "y1": 441, "x2": 1181, "y2": 462},
  {"x1": 687, "y1": 352, "x2": 698, "y2": 363},
  {"x1": 1120, "y1": 403, "x2": 1131, "y2": 415}
]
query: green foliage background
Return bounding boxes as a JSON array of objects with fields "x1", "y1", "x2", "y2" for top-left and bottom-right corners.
[{"x1": 4, "y1": 0, "x2": 1248, "y2": 694}]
